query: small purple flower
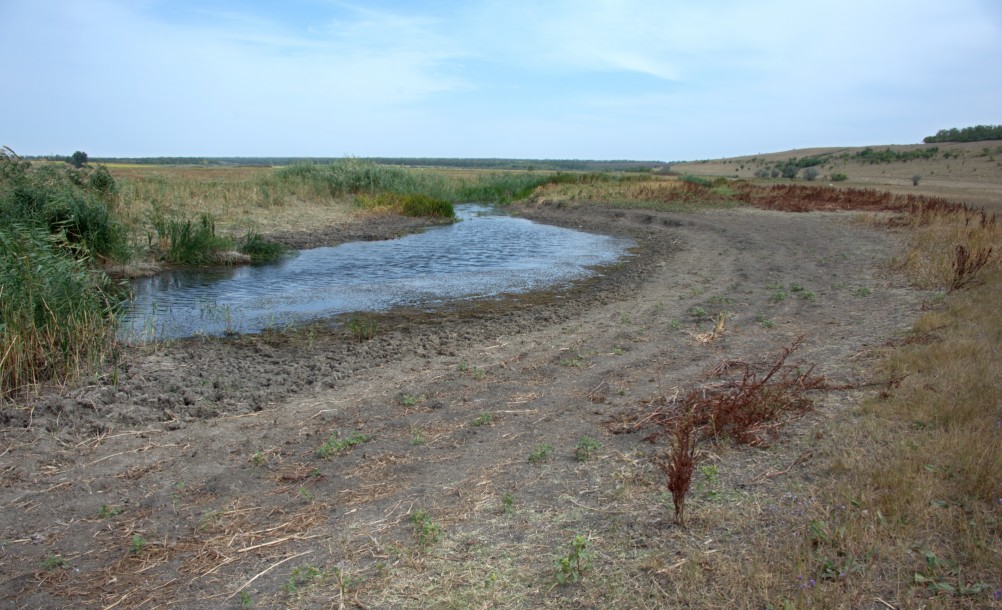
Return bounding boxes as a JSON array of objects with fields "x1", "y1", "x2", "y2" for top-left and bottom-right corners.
[{"x1": 993, "y1": 588, "x2": 1002, "y2": 601}]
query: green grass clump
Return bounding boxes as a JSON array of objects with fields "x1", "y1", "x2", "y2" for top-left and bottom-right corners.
[
  {"x1": 361, "y1": 191, "x2": 455, "y2": 218},
  {"x1": 574, "y1": 436, "x2": 602, "y2": 461},
  {"x1": 148, "y1": 211, "x2": 234, "y2": 265},
  {"x1": 400, "y1": 193, "x2": 454, "y2": 218},
  {"x1": 238, "y1": 231, "x2": 294, "y2": 264},
  {"x1": 528, "y1": 443, "x2": 553, "y2": 463},
  {"x1": 410, "y1": 509, "x2": 443, "y2": 546},
  {"x1": 316, "y1": 431, "x2": 373, "y2": 459},
  {"x1": 679, "y1": 174, "x2": 713, "y2": 187}
]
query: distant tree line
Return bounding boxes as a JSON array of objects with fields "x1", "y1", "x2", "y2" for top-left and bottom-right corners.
[
  {"x1": 923, "y1": 125, "x2": 1002, "y2": 143},
  {"x1": 28, "y1": 156, "x2": 666, "y2": 172}
]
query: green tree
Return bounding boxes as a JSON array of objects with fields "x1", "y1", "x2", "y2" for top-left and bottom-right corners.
[{"x1": 70, "y1": 151, "x2": 88, "y2": 168}]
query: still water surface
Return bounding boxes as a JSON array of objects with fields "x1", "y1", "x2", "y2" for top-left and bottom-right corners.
[{"x1": 121, "y1": 204, "x2": 633, "y2": 341}]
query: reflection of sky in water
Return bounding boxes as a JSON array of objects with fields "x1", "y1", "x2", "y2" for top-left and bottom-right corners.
[{"x1": 121, "y1": 204, "x2": 633, "y2": 342}]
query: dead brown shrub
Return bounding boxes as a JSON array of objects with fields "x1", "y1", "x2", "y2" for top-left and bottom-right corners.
[
  {"x1": 657, "y1": 417, "x2": 697, "y2": 526},
  {"x1": 950, "y1": 244, "x2": 994, "y2": 290},
  {"x1": 646, "y1": 337, "x2": 829, "y2": 447}
]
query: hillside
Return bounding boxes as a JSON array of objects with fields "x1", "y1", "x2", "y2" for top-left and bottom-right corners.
[{"x1": 674, "y1": 139, "x2": 1002, "y2": 213}]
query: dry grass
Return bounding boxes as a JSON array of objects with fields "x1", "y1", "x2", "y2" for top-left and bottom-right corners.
[
  {"x1": 527, "y1": 177, "x2": 740, "y2": 211},
  {"x1": 108, "y1": 165, "x2": 360, "y2": 238},
  {"x1": 893, "y1": 205, "x2": 1000, "y2": 288},
  {"x1": 685, "y1": 207, "x2": 1002, "y2": 608}
]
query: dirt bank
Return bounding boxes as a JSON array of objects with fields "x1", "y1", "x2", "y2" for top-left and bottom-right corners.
[{"x1": 0, "y1": 203, "x2": 927, "y2": 608}]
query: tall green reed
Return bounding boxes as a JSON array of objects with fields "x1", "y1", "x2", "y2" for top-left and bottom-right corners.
[{"x1": 0, "y1": 226, "x2": 122, "y2": 396}]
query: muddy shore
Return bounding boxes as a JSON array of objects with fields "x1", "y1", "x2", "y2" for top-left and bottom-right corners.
[{"x1": 0, "y1": 202, "x2": 927, "y2": 608}]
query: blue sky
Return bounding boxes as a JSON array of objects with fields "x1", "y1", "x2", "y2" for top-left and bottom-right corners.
[{"x1": 2, "y1": 0, "x2": 1000, "y2": 160}]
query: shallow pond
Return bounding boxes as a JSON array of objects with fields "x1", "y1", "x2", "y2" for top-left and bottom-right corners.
[{"x1": 121, "y1": 204, "x2": 633, "y2": 341}]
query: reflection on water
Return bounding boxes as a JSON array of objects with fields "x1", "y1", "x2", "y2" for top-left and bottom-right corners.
[{"x1": 121, "y1": 204, "x2": 633, "y2": 341}]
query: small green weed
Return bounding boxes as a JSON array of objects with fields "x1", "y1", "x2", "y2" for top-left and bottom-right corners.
[
  {"x1": 42, "y1": 555, "x2": 67, "y2": 570},
  {"x1": 756, "y1": 314, "x2": 775, "y2": 329},
  {"x1": 769, "y1": 290, "x2": 788, "y2": 303},
  {"x1": 669, "y1": 318, "x2": 682, "y2": 330},
  {"x1": 398, "y1": 393, "x2": 423, "y2": 407},
  {"x1": 554, "y1": 534, "x2": 593, "y2": 585},
  {"x1": 410, "y1": 509, "x2": 442, "y2": 546},
  {"x1": 131, "y1": 534, "x2": 146, "y2": 554},
  {"x1": 560, "y1": 354, "x2": 585, "y2": 367},
  {"x1": 410, "y1": 429, "x2": 425, "y2": 446},
  {"x1": 98, "y1": 504, "x2": 124, "y2": 518},
  {"x1": 789, "y1": 284, "x2": 816, "y2": 301},
  {"x1": 690, "y1": 306, "x2": 707, "y2": 318},
  {"x1": 316, "y1": 431, "x2": 373, "y2": 459},
  {"x1": 574, "y1": 436, "x2": 602, "y2": 461},
  {"x1": 528, "y1": 443, "x2": 553, "y2": 463},
  {"x1": 345, "y1": 316, "x2": 378, "y2": 342},
  {"x1": 238, "y1": 590, "x2": 254, "y2": 608},
  {"x1": 853, "y1": 286, "x2": 871, "y2": 297},
  {"x1": 472, "y1": 412, "x2": 493, "y2": 427},
  {"x1": 283, "y1": 564, "x2": 324, "y2": 594},
  {"x1": 502, "y1": 492, "x2": 515, "y2": 514},
  {"x1": 708, "y1": 295, "x2": 735, "y2": 305}
]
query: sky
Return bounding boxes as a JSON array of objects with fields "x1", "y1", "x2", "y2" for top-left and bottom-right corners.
[{"x1": 2, "y1": 0, "x2": 1000, "y2": 161}]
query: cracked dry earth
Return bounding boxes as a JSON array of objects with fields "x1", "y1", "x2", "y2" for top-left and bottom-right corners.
[{"x1": 0, "y1": 203, "x2": 927, "y2": 608}]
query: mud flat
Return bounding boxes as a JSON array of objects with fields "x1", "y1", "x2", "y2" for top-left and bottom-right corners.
[{"x1": 0, "y1": 202, "x2": 927, "y2": 608}]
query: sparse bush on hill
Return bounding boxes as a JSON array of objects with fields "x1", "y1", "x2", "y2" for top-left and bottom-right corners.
[
  {"x1": 831, "y1": 172, "x2": 848, "y2": 181},
  {"x1": 780, "y1": 164, "x2": 799, "y2": 179},
  {"x1": 852, "y1": 146, "x2": 938, "y2": 164},
  {"x1": 803, "y1": 167, "x2": 820, "y2": 181}
]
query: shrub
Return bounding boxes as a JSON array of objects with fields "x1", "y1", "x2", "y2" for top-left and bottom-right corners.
[
  {"x1": 831, "y1": 172, "x2": 848, "y2": 182},
  {"x1": 0, "y1": 155, "x2": 129, "y2": 262},
  {"x1": 803, "y1": 167, "x2": 820, "y2": 181},
  {"x1": 780, "y1": 164, "x2": 799, "y2": 179}
]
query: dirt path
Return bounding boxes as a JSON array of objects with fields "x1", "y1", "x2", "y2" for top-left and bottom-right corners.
[{"x1": 0, "y1": 204, "x2": 928, "y2": 608}]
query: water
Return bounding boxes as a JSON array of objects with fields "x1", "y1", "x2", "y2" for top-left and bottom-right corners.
[{"x1": 121, "y1": 204, "x2": 633, "y2": 341}]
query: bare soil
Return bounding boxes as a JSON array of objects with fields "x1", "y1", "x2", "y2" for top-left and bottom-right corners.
[{"x1": 0, "y1": 202, "x2": 929, "y2": 608}]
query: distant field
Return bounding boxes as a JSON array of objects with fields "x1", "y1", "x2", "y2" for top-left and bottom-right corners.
[{"x1": 674, "y1": 139, "x2": 1002, "y2": 213}]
